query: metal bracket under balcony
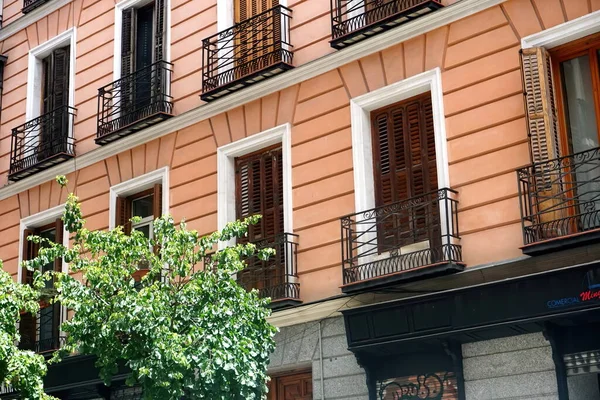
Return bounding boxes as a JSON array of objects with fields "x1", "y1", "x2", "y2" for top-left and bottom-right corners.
[
  {"x1": 201, "y1": 5, "x2": 293, "y2": 102},
  {"x1": 518, "y1": 147, "x2": 600, "y2": 255},
  {"x1": 22, "y1": 0, "x2": 52, "y2": 13},
  {"x1": 8, "y1": 105, "x2": 76, "y2": 182},
  {"x1": 205, "y1": 233, "x2": 301, "y2": 309},
  {"x1": 340, "y1": 188, "x2": 464, "y2": 294},
  {"x1": 330, "y1": 0, "x2": 444, "y2": 49},
  {"x1": 96, "y1": 61, "x2": 173, "y2": 145}
]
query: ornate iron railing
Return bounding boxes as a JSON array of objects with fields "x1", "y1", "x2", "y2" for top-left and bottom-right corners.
[
  {"x1": 330, "y1": 0, "x2": 443, "y2": 47},
  {"x1": 19, "y1": 306, "x2": 65, "y2": 354},
  {"x1": 517, "y1": 146, "x2": 600, "y2": 246},
  {"x1": 97, "y1": 60, "x2": 173, "y2": 142},
  {"x1": 340, "y1": 188, "x2": 461, "y2": 285},
  {"x1": 205, "y1": 233, "x2": 300, "y2": 303},
  {"x1": 9, "y1": 105, "x2": 76, "y2": 180},
  {"x1": 22, "y1": 0, "x2": 52, "y2": 13},
  {"x1": 202, "y1": 5, "x2": 293, "y2": 99}
]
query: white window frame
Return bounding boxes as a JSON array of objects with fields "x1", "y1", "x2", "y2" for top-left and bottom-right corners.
[
  {"x1": 108, "y1": 166, "x2": 170, "y2": 230},
  {"x1": 522, "y1": 10, "x2": 600, "y2": 49},
  {"x1": 350, "y1": 68, "x2": 450, "y2": 266},
  {"x1": 216, "y1": 123, "x2": 293, "y2": 250},
  {"x1": 18, "y1": 204, "x2": 69, "y2": 330},
  {"x1": 25, "y1": 28, "x2": 76, "y2": 141},
  {"x1": 113, "y1": 0, "x2": 172, "y2": 82}
]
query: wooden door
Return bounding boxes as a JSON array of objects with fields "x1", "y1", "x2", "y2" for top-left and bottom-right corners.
[
  {"x1": 234, "y1": 0, "x2": 279, "y2": 78},
  {"x1": 270, "y1": 371, "x2": 312, "y2": 400},
  {"x1": 371, "y1": 93, "x2": 439, "y2": 253}
]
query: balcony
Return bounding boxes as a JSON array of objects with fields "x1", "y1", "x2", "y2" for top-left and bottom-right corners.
[
  {"x1": 96, "y1": 60, "x2": 173, "y2": 145},
  {"x1": 9, "y1": 105, "x2": 76, "y2": 182},
  {"x1": 201, "y1": 5, "x2": 293, "y2": 102},
  {"x1": 19, "y1": 306, "x2": 65, "y2": 355},
  {"x1": 518, "y1": 147, "x2": 600, "y2": 255},
  {"x1": 206, "y1": 233, "x2": 301, "y2": 308},
  {"x1": 330, "y1": 0, "x2": 444, "y2": 49},
  {"x1": 22, "y1": 0, "x2": 52, "y2": 13},
  {"x1": 340, "y1": 188, "x2": 463, "y2": 293}
]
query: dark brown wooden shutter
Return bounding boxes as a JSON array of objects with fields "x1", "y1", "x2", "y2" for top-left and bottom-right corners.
[
  {"x1": 235, "y1": 147, "x2": 284, "y2": 243},
  {"x1": 122, "y1": 8, "x2": 134, "y2": 76},
  {"x1": 116, "y1": 196, "x2": 131, "y2": 235},
  {"x1": 153, "y1": 183, "x2": 162, "y2": 220},
  {"x1": 154, "y1": 0, "x2": 166, "y2": 62},
  {"x1": 372, "y1": 94, "x2": 437, "y2": 207},
  {"x1": 21, "y1": 228, "x2": 35, "y2": 285},
  {"x1": 19, "y1": 312, "x2": 36, "y2": 351},
  {"x1": 53, "y1": 218, "x2": 63, "y2": 273},
  {"x1": 52, "y1": 47, "x2": 69, "y2": 110}
]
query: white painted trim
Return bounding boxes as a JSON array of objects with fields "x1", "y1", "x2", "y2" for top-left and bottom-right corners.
[
  {"x1": 113, "y1": 0, "x2": 172, "y2": 82},
  {"x1": 26, "y1": 28, "x2": 76, "y2": 123},
  {"x1": 0, "y1": 0, "x2": 506, "y2": 201},
  {"x1": 18, "y1": 204, "x2": 68, "y2": 283},
  {"x1": 216, "y1": 123, "x2": 293, "y2": 249},
  {"x1": 522, "y1": 10, "x2": 600, "y2": 49},
  {"x1": 0, "y1": 0, "x2": 72, "y2": 42},
  {"x1": 350, "y1": 68, "x2": 449, "y2": 213},
  {"x1": 108, "y1": 167, "x2": 169, "y2": 229}
]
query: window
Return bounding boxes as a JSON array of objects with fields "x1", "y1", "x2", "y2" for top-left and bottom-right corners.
[
  {"x1": 20, "y1": 218, "x2": 63, "y2": 354},
  {"x1": 115, "y1": 183, "x2": 162, "y2": 237},
  {"x1": 268, "y1": 370, "x2": 312, "y2": 400},
  {"x1": 370, "y1": 93, "x2": 440, "y2": 253}
]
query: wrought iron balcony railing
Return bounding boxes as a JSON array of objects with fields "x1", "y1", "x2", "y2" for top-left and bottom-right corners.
[
  {"x1": 9, "y1": 105, "x2": 76, "y2": 182},
  {"x1": 22, "y1": 0, "x2": 52, "y2": 13},
  {"x1": 330, "y1": 0, "x2": 444, "y2": 49},
  {"x1": 19, "y1": 305, "x2": 65, "y2": 354},
  {"x1": 340, "y1": 188, "x2": 463, "y2": 293},
  {"x1": 96, "y1": 60, "x2": 173, "y2": 145},
  {"x1": 517, "y1": 147, "x2": 600, "y2": 254},
  {"x1": 201, "y1": 5, "x2": 293, "y2": 101},
  {"x1": 205, "y1": 233, "x2": 301, "y2": 307}
]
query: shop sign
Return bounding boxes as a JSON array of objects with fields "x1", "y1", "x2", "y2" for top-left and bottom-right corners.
[{"x1": 546, "y1": 267, "x2": 600, "y2": 309}]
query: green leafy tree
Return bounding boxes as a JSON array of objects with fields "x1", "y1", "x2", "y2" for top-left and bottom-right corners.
[
  {"x1": 25, "y1": 176, "x2": 277, "y2": 399},
  {"x1": 0, "y1": 266, "x2": 57, "y2": 400}
]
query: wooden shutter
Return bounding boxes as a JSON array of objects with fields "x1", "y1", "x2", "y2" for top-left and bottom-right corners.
[
  {"x1": 116, "y1": 196, "x2": 131, "y2": 235},
  {"x1": 372, "y1": 94, "x2": 437, "y2": 207},
  {"x1": 19, "y1": 312, "x2": 36, "y2": 351},
  {"x1": 520, "y1": 47, "x2": 565, "y2": 231},
  {"x1": 21, "y1": 228, "x2": 35, "y2": 285},
  {"x1": 236, "y1": 0, "x2": 279, "y2": 23},
  {"x1": 135, "y1": 4, "x2": 154, "y2": 71},
  {"x1": 154, "y1": 0, "x2": 166, "y2": 62},
  {"x1": 122, "y1": 8, "x2": 135, "y2": 77},
  {"x1": 153, "y1": 183, "x2": 163, "y2": 220},
  {"x1": 52, "y1": 47, "x2": 70, "y2": 110},
  {"x1": 53, "y1": 218, "x2": 63, "y2": 273},
  {"x1": 520, "y1": 48, "x2": 561, "y2": 168},
  {"x1": 235, "y1": 146, "x2": 284, "y2": 243}
]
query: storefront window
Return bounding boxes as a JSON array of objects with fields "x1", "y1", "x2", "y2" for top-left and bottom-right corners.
[
  {"x1": 565, "y1": 350, "x2": 600, "y2": 399},
  {"x1": 377, "y1": 372, "x2": 459, "y2": 400}
]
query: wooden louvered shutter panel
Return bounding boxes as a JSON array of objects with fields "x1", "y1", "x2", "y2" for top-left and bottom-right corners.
[
  {"x1": 116, "y1": 196, "x2": 131, "y2": 235},
  {"x1": 21, "y1": 228, "x2": 35, "y2": 285},
  {"x1": 19, "y1": 312, "x2": 36, "y2": 351},
  {"x1": 520, "y1": 47, "x2": 565, "y2": 232},
  {"x1": 53, "y1": 218, "x2": 63, "y2": 273},
  {"x1": 121, "y1": 8, "x2": 134, "y2": 114},
  {"x1": 154, "y1": 0, "x2": 166, "y2": 62},
  {"x1": 52, "y1": 47, "x2": 69, "y2": 110},
  {"x1": 153, "y1": 183, "x2": 163, "y2": 220}
]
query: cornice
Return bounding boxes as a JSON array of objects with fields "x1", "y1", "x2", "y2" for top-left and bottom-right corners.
[
  {"x1": 0, "y1": 0, "x2": 72, "y2": 41},
  {"x1": 0, "y1": 0, "x2": 507, "y2": 200}
]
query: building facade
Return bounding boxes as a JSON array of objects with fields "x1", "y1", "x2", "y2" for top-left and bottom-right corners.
[{"x1": 1, "y1": 0, "x2": 600, "y2": 399}]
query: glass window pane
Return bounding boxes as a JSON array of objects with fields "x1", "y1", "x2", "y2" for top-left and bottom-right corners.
[
  {"x1": 132, "y1": 194, "x2": 154, "y2": 218},
  {"x1": 561, "y1": 55, "x2": 599, "y2": 153},
  {"x1": 134, "y1": 224, "x2": 151, "y2": 239}
]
